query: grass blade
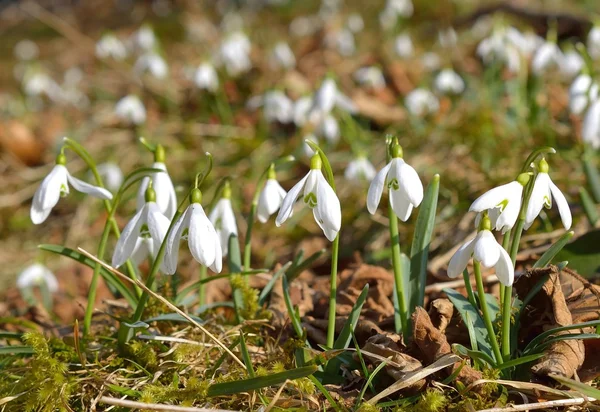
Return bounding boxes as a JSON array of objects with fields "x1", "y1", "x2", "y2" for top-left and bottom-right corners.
[
  {"x1": 583, "y1": 152, "x2": 600, "y2": 203},
  {"x1": 282, "y1": 275, "x2": 305, "y2": 340},
  {"x1": 580, "y1": 187, "x2": 599, "y2": 226},
  {"x1": 523, "y1": 320, "x2": 600, "y2": 354},
  {"x1": 258, "y1": 262, "x2": 292, "y2": 306},
  {"x1": 0, "y1": 346, "x2": 34, "y2": 355},
  {"x1": 549, "y1": 373, "x2": 600, "y2": 398},
  {"x1": 287, "y1": 249, "x2": 327, "y2": 282},
  {"x1": 532, "y1": 231, "x2": 575, "y2": 269}
]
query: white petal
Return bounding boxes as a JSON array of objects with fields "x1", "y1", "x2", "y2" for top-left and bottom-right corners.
[
  {"x1": 496, "y1": 191, "x2": 521, "y2": 233},
  {"x1": 397, "y1": 161, "x2": 423, "y2": 207},
  {"x1": 257, "y1": 179, "x2": 286, "y2": 223},
  {"x1": 366, "y1": 162, "x2": 392, "y2": 214},
  {"x1": 112, "y1": 205, "x2": 147, "y2": 267},
  {"x1": 469, "y1": 181, "x2": 518, "y2": 212},
  {"x1": 447, "y1": 238, "x2": 475, "y2": 278},
  {"x1": 188, "y1": 204, "x2": 217, "y2": 266},
  {"x1": 389, "y1": 187, "x2": 413, "y2": 222},
  {"x1": 276, "y1": 173, "x2": 309, "y2": 226},
  {"x1": 130, "y1": 238, "x2": 151, "y2": 265},
  {"x1": 314, "y1": 172, "x2": 341, "y2": 240},
  {"x1": 210, "y1": 237, "x2": 223, "y2": 273},
  {"x1": 582, "y1": 100, "x2": 600, "y2": 149},
  {"x1": 31, "y1": 165, "x2": 67, "y2": 224},
  {"x1": 548, "y1": 179, "x2": 572, "y2": 230},
  {"x1": 525, "y1": 173, "x2": 551, "y2": 230},
  {"x1": 146, "y1": 202, "x2": 171, "y2": 264},
  {"x1": 162, "y1": 206, "x2": 192, "y2": 275},
  {"x1": 152, "y1": 163, "x2": 177, "y2": 219},
  {"x1": 66, "y1": 173, "x2": 113, "y2": 200},
  {"x1": 494, "y1": 246, "x2": 514, "y2": 286},
  {"x1": 473, "y1": 230, "x2": 500, "y2": 268},
  {"x1": 136, "y1": 176, "x2": 150, "y2": 212}
]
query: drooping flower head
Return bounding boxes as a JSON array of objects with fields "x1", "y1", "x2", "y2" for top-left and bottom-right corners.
[
  {"x1": 136, "y1": 144, "x2": 177, "y2": 219},
  {"x1": 257, "y1": 164, "x2": 287, "y2": 223},
  {"x1": 276, "y1": 153, "x2": 341, "y2": 241},
  {"x1": 115, "y1": 95, "x2": 146, "y2": 125},
  {"x1": 209, "y1": 181, "x2": 238, "y2": 256},
  {"x1": 31, "y1": 151, "x2": 113, "y2": 224},
  {"x1": 345, "y1": 156, "x2": 377, "y2": 182},
  {"x1": 17, "y1": 263, "x2": 59, "y2": 293},
  {"x1": 367, "y1": 142, "x2": 423, "y2": 221},
  {"x1": 447, "y1": 213, "x2": 514, "y2": 286}
]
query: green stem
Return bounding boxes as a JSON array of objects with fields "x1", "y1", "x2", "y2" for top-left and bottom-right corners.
[
  {"x1": 501, "y1": 285, "x2": 512, "y2": 361},
  {"x1": 198, "y1": 265, "x2": 208, "y2": 306},
  {"x1": 243, "y1": 202, "x2": 257, "y2": 271},
  {"x1": 474, "y1": 261, "x2": 503, "y2": 365},
  {"x1": 388, "y1": 202, "x2": 409, "y2": 341},
  {"x1": 499, "y1": 231, "x2": 511, "y2": 313},
  {"x1": 326, "y1": 235, "x2": 340, "y2": 349},
  {"x1": 462, "y1": 269, "x2": 477, "y2": 310}
]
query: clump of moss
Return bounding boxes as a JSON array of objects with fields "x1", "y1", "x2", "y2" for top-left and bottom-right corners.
[
  {"x1": 231, "y1": 275, "x2": 270, "y2": 320},
  {"x1": 0, "y1": 331, "x2": 78, "y2": 412},
  {"x1": 126, "y1": 340, "x2": 158, "y2": 371},
  {"x1": 402, "y1": 389, "x2": 448, "y2": 412},
  {"x1": 173, "y1": 343, "x2": 202, "y2": 363},
  {"x1": 140, "y1": 377, "x2": 209, "y2": 405},
  {"x1": 356, "y1": 402, "x2": 381, "y2": 412}
]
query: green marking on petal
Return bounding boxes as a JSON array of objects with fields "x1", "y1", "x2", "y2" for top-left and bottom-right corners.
[{"x1": 303, "y1": 192, "x2": 317, "y2": 208}]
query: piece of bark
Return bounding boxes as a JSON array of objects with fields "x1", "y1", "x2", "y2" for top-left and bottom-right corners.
[
  {"x1": 412, "y1": 307, "x2": 483, "y2": 386},
  {"x1": 428, "y1": 298, "x2": 454, "y2": 333}
]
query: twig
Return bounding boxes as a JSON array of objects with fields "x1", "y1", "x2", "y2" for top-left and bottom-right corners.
[
  {"x1": 477, "y1": 397, "x2": 595, "y2": 412},
  {"x1": 77, "y1": 247, "x2": 245, "y2": 369},
  {"x1": 98, "y1": 396, "x2": 238, "y2": 411},
  {"x1": 264, "y1": 380, "x2": 288, "y2": 412}
]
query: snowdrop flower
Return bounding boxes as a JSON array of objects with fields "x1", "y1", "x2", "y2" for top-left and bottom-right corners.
[
  {"x1": 347, "y1": 13, "x2": 364, "y2": 33},
  {"x1": 477, "y1": 30, "x2": 521, "y2": 73},
  {"x1": 394, "y1": 34, "x2": 413, "y2": 58},
  {"x1": 96, "y1": 33, "x2": 128, "y2": 60},
  {"x1": 405, "y1": 88, "x2": 439, "y2": 117},
  {"x1": 531, "y1": 41, "x2": 563, "y2": 75},
  {"x1": 559, "y1": 50, "x2": 584, "y2": 78},
  {"x1": 270, "y1": 42, "x2": 296, "y2": 70},
  {"x1": 587, "y1": 26, "x2": 600, "y2": 60},
  {"x1": 380, "y1": 0, "x2": 413, "y2": 29},
  {"x1": 421, "y1": 52, "x2": 441, "y2": 72},
  {"x1": 14, "y1": 39, "x2": 39, "y2": 61},
  {"x1": 130, "y1": 25, "x2": 156, "y2": 53},
  {"x1": 134, "y1": 53, "x2": 168, "y2": 79},
  {"x1": 219, "y1": 32, "x2": 252, "y2": 76},
  {"x1": 309, "y1": 78, "x2": 356, "y2": 123},
  {"x1": 23, "y1": 71, "x2": 62, "y2": 101},
  {"x1": 447, "y1": 214, "x2": 514, "y2": 286},
  {"x1": 525, "y1": 158, "x2": 572, "y2": 230},
  {"x1": 438, "y1": 28, "x2": 458, "y2": 48},
  {"x1": 31, "y1": 152, "x2": 112, "y2": 224},
  {"x1": 367, "y1": 144, "x2": 423, "y2": 221},
  {"x1": 469, "y1": 173, "x2": 530, "y2": 234},
  {"x1": 112, "y1": 185, "x2": 170, "y2": 268},
  {"x1": 136, "y1": 145, "x2": 177, "y2": 219},
  {"x1": 317, "y1": 115, "x2": 340, "y2": 144},
  {"x1": 97, "y1": 162, "x2": 124, "y2": 192},
  {"x1": 276, "y1": 153, "x2": 341, "y2": 241},
  {"x1": 263, "y1": 91, "x2": 294, "y2": 124},
  {"x1": 289, "y1": 16, "x2": 320, "y2": 37},
  {"x1": 17, "y1": 264, "x2": 58, "y2": 293},
  {"x1": 325, "y1": 29, "x2": 355, "y2": 56},
  {"x1": 162, "y1": 188, "x2": 222, "y2": 274},
  {"x1": 345, "y1": 156, "x2": 376, "y2": 181},
  {"x1": 354, "y1": 66, "x2": 386, "y2": 89},
  {"x1": 294, "y1": 95, "x2": 313, "y2": 127},
  {"x1": 569, "y1": 74, "x2": 599, "y2": 115},
  {"x1": 115, "y1": 95, "x2": 146, "y2": 125},
  {"x1": 209, "y1": 182, "x2": 238, "y2": 256},
  {"x1": 434, "y1": 69, "x2": 465, "y2": 95},
  {"x1": 194, "y1": 62, "x2": 219, "y2": 92},
  {"x1": 257, "y1": 164, "x2": 287, "y2": 223},
  {"x1": 583, "y1": 100, "x2": 600, "y2": 148}
]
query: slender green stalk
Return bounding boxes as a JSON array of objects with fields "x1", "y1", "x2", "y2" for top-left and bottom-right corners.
[
  {"x1": 501, "y1": 283, "x2": 512, "y2": 361},
  {"x1": 243, "y1": 201, "x2": 257, "y2": 271},
  {"x1": 327, "y1": 235, "x2": 340, "y2": 349},
  {"x1": 462, "y1": 269, "x2": 477, "y2": 310},
  {"x1": 198, "y1": 265, "x2": 208, "y2": 306},
  {"x1": 388, "y1": 203, "x2": 409, "y2": 340},
  {"x1": 499, "y1": 231, "x2": 511, "y2": 314},
  {"x1": 474, "y1": 261, "x2": 503, "y2": 365}
]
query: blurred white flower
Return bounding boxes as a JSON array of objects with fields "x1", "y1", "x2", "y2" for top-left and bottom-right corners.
[
  {"x1": 96, "y1": 163, "x2": 124, "y2": 192},
  {"x1": 434, "y1": 69, "x2": 465, "y2": 95},
  {"x1": 194, "y1": 62, "x2": 219, "y2": 92},
  {"x1": 294, "y1": 95, "x2": 313, "y2": 127},
  {"x1": 354, "y1": 66, "x2": 386, "y2": 89},
  {"x1": 270, "y1": 42, "x2": 296, "y2": 70},
  {"x1": 96, "y1": 33, "x2": 128, "y2": 60},
  {"x1": 209, "y1": 195, "x2": 238, "y2": 257},
  {"x1": 276, "y1": 154, "x2": 341, "y2": 241},
  {"x1": 22, "y1": 71, "x2": 63, "y2": 102},
  {"x1": 263, "y1": 90, "x2": 294, "y2": 124},
  {"x1": 134, "y1": 53, "x2": 168, "y2": 79},
  {"x1": 317, "y1": 115, "x2": 340, "y2": 144},
  {"x1": 257, "y1": 175, "x2": 287, "y2": 223},
  {"x1": 303, "y1": 134, "x2": 319, "y2": 157},
  {"x1": 325, "y1": 29, "x2": 355, "y2": 56},
  {"x1": 531, "y1": 41, "x2": 563, "y2": 75},
  {"x1": 17, "y1": 264, "x2": 58, "y2": 293},
  {"x1": 421, "y1": 52, "x2": 441, "y2": 71},
  {"x1": 524, "y1": 158, "x2": 572, "y2": 230},
  {"x1": 582, "y1": 100, "x2": 600, "y2": 148},
  {"x1": 394, "y1": 34, "x2": 413, "y2": 58},
  {"x1": 345, "y1": 157, "x2": 376, "y2": 181},
  {"x1": 438, "y1": 27, "x2": 457, "y2": 48},
  {"x1": 477, "y1": 29, "x2": 522, "y2": 73},
  {"x1": 587, "y1": 26, "x2": 600, "y2": 60},
  {"x1": 507, "y1": 29, "x2": 543, "y2": 58},
  {"x1": 137, "y1": 161, "x2": 177, "y2": 219},
  {"x1": 219, "y1": 32, "x2": 252, "y2": 76},
  {"x1": 559, "y1": 50, "x2": 584, "y2": 78},
  {"x1": 31, "y1": 156, "x2": 112, "y2": 224},
  {"x1": 347, "y1": 13, "x2": 364, "y2": 33},
  {"x1": 115, "y1": 95, "x2": 146, "y2": 125},
  {"x1": 130, "y1": 25, "x2": 156, "y2": 53},
  {"x1": 405, "y1": 88, "x2": 439, "y2": 117},
  {"x1": 14, "y1": 39, "x2": 39, "y2": 61},
  {"x1": 569, "y1": 74, "x2": 598, "y2": 115},
  {"x1": 289, "y1": 15, "x2": 320, "y2": 37},
  {"x1": 380, "y1": 0, "x2": 413, "y2": 29}
]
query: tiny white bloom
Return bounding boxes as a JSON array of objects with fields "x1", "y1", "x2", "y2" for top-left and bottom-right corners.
[
  {"x1": 394, "y1": 34, "x2": 413, "y2": 58},
  {"x1": 276, "y1": 154, "x2": 341, "y2": 241},
  {"x1": 345, "y1": 157, "x2": 377, "y2": 181},
  {"x1": 17, "y1": 263, "x2": 58, "y2": 293},
  {"x1": 219, "y1": 32, "x2": 252, "y2": 76},
  {"x1": 569, "y1": 74, "x2": 599, "y2": 115},
  {"x1": 31, "y1": 154, "x2": 113, "y2": 224},
  {"x1": 97, "y1": 162, "x2": 124, "y2": 192},
  {"x1": 115, "y1": 95, "x2": 146, "y2": 125},
  {"x1": 309, "y1": 78, "x2": 357, "y2": 124},
  {"x1": 289, "y1": 16, "x2": 320, "y2": 37},
  {"x1": 469, "y1": 174, "x2": 529, "y2": 234},
  {"x1": 209, "y1": 187, "x2": 238, "y2": 256},
  {"x1": 447, "y1": 218, "x2": 514, "y2": 286},
  {"x1": 587, "y1": 26, "x2": 600, "y2": 60},
  {"x1": 270, "y1": 42, "x2": 296, "y2": 70},
  {"x1": 559, "y1": 50, "x2": 584, "y2": 78},
  {"x1": 136, "y1": 156, "x2": 177, "y2": 219},
  {"x1": 386, "y1": 0, "x2": 413, "y2": 18},
  {"x1": 194, "y1": 62, "x2": 219, "y2": 92},
  {"x1": 524, "y1": 158, "x2": 572, "y2": 230},
  {"x1": 583, "y1": 99, "x2": 600, "y2": 148},
  {"x1": 112, "y1": 194, "x2": 170, "y2": 268},
  {"x1": 347, "y1": 13, "x2": 364, "y2": 33},
  {"x1": 367, "y1": 145, "x2": 423, "y2": 221},
  {"x1": 263, "y1": 91, "x2": 294, "y2": 124},
  {"x1": 134, "y1": 53, "x2": 168, "y2": 79},
  {"x1": 434, "y1": 69, "x2": 465, "y2": 95},
  {"x1": 294, "y1": 95, "x2": 313, "y2": 127},
  {"x1": 421, "y1": 52, "x2": 441, "y2": 71},
  {"x1": 438, "y1": 27, "x2": 458, "y2": 48},
  {"x1": 531, "y1": 41, "x2": 563, "y2": 75},
  {"x1": 317, "y1": 115, "x2": 340, "y2": 144},
  {"x1": 130, "y1": 25, "x2": 156, "y2": 53},
  {"x1": 405, "y1": 88, "x2": 439, "y2": 117},
  {"x1": 163, "y1": 189, "x2": 222, "y2": 274},
  {"x1": 14, "y1": 39, "x2": 39, "y2": 61},
  {"x1": 354, "y1": 66, "x2": 386, "y2": 89},
  {"x1": 257, "y1": 166, "x2": 287, "y2": 223},
  {"x1": 325, "y1": 29, "x2": 355, "y2": 56},
  {"x1": 96, "y1": 33, "x2": 128, "y2": 60}
]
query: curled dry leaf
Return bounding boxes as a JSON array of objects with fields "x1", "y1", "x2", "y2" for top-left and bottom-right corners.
[
  {"x1": 412, "y1": 306, "x2": 483, "y2": 386},
  {"x1": 428, "y1": 298, "x2": 454, "y2": 333}
]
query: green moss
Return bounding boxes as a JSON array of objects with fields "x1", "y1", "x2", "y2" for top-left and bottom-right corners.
[
  {"x1": 356, "y1": 403, "x2": 381, "y2": 412},
  {"x1": 126, "y1": 341, "x2": 158, "y2": 371},
  {"x1": 403, "y1": 389, "x2": 448, "y2": 412},
  {"x1": 230, "y1": 275, "x2": 271, "y2": 320},
  {"x1": 140, "y1": 377, "x2": 210, "y2": 404}
]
